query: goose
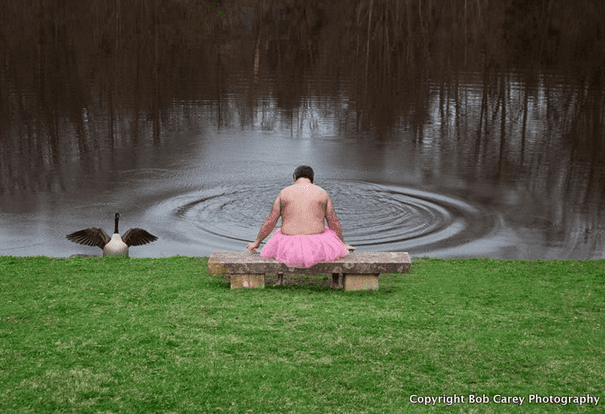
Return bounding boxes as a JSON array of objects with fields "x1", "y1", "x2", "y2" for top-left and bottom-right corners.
[{"x1": 66, "y1": 213, "x2": 158, "y2": 257}]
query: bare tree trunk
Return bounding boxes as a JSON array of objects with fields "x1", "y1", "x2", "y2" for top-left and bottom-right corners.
[{"x1": 364, "y1": 0, "x2": 374, "y2": 95}]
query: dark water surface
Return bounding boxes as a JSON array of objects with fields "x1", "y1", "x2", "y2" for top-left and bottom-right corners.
[{"x1": 1, "y1": 1, "x2": 604, "y2": 259}]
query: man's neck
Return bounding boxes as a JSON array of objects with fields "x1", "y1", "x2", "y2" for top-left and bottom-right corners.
[{"x1": 294, "y1": 178, "x2": 312, "y2": 185}]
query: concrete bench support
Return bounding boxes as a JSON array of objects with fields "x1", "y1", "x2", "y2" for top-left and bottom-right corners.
[
  {"x1": 230, "y1": 274, "x2": 266, "y2": 288},
  {"x1": 208, "y1": 252, "x2": 411, "y2": 291},
  {"x1": 343, "y1": 273, "x2": 380, "y2": 291}
]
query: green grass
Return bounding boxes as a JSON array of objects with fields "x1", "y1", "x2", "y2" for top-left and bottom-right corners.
[{"x1": 0, "y1": 256, "x2": 603, "y2": 413}]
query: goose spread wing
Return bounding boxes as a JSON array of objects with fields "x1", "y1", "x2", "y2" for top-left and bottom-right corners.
[
  {"x1": 121, "y1": 228, "x2": 158, "y2": 247},
  {"x1": 66, "y1": 228, "x2": 111, "y2": 249}
]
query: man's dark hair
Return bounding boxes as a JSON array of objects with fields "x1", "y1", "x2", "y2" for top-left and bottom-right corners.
[{"x1": 293, "y1": 165, "x2": 314, "y2": 183}]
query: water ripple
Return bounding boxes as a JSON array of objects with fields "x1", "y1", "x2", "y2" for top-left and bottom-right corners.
[{"x1": 147, "y1": 180, "x2": 493, "y2": 253}]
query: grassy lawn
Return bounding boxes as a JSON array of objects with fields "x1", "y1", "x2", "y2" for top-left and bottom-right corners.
[{"x1": 0, "y1": 256, "x2": 603, "y2": 413}]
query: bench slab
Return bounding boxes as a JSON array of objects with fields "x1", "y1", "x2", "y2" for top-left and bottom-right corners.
[{"x1": 208, "y1": 251, "x2": 411, "y2": 290}]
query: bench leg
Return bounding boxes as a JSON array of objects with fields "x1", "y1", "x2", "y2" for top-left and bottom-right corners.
[
  {"x1": 342, "y1": 273, "x2": 379, "y2": 291},
  {"x1": 230, "y1": 274, "x2": 265, "y2": 289},
  {"x1": 276, "y1": 272, "x2": 285, "y2": 286},
  {"x1": 331, "y1": 273, "x2": 341, "y2": 289}
]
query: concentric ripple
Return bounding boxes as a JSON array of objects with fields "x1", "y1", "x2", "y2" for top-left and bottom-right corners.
[
  {"x1": 147, "y1": 180, "x2": 493, "y2": 254},
  {"x1": 328, "y1": 181, "x2": 490, "y2": 250}
]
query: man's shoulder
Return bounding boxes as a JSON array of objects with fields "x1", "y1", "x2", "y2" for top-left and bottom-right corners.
[
  {"x1": 310, "y1": 184, "x2": 329, "y2": 197},
  {"x1": 280, "y1": 184, "x2": 294, "y2": 194},
  {"x1": 316, "y1": 185, "x2": 330, "y2": 197},
  {"x1": 280, "y1": 184, "x2": 328, "y2": 197}
]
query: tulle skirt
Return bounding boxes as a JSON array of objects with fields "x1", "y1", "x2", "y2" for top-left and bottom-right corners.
[{"x1": 261, "y1": 226, "x2": 349, "y2": 268}]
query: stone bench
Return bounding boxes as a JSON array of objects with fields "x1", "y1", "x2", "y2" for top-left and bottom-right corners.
[{"x1": 207, "y1": 251, "x2": 411, "y2": 291}]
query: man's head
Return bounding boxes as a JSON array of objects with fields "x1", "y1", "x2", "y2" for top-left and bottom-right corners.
[{"x1": 293, "y1": 165, "x2": 314, "y2": 183}]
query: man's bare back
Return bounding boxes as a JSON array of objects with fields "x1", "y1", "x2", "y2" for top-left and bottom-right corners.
[
  {"x1": 246, "y1": 176, "x2": 352, "y2": 251},
  {"x1": 279, "y1": 181, "x2": 329, "y2": 236}
]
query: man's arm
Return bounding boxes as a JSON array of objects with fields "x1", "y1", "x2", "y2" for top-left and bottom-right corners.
[
  {"x1": 325, "y1": 194, "x2": 344, "y2": 241},
  {"x1": 246, "y1": 194, "x2": 281, "y2": 250},
  {"x1": 326, "y1": 196, "x2": 356, "y2": 251}
]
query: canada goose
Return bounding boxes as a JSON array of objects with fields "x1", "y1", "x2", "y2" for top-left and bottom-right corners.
[{"x1": 66, "y1": 213, "x2": 158, "y2": 257}]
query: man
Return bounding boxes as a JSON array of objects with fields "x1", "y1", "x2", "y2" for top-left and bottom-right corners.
[{"x1": 246, "y1": 166, "x2": 354, "y2": 286}]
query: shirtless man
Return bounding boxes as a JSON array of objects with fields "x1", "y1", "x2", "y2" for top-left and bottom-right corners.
[{"x1": 246, "y1": 166, "x2": 354, "y2": 287}]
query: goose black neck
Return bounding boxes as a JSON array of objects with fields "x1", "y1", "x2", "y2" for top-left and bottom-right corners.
[{"x1": 114, "y1": 213, "x2": 120, "y2": 234}]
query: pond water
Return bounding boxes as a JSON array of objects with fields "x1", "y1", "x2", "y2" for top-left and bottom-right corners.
[{"x1": 1, "y1": 1, "x2": 604, "y2": 259}]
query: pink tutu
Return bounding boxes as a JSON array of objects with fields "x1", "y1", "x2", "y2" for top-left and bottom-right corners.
[{"x1": 261, "y1": 226, "x2": 349, "y2": 268}]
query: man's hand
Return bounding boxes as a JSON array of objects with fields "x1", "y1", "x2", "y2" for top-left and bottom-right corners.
[{"x1": 246, "y1": 240, "x2": 261, "y2": 251}]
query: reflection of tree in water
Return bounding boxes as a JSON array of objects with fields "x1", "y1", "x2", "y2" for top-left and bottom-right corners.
[
  {"x1": 204, "y1": 0, "x2": 228, "y2": 23},
  {"x1": 0, "y1": 0, "x2": 604, "y2": 255}
]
